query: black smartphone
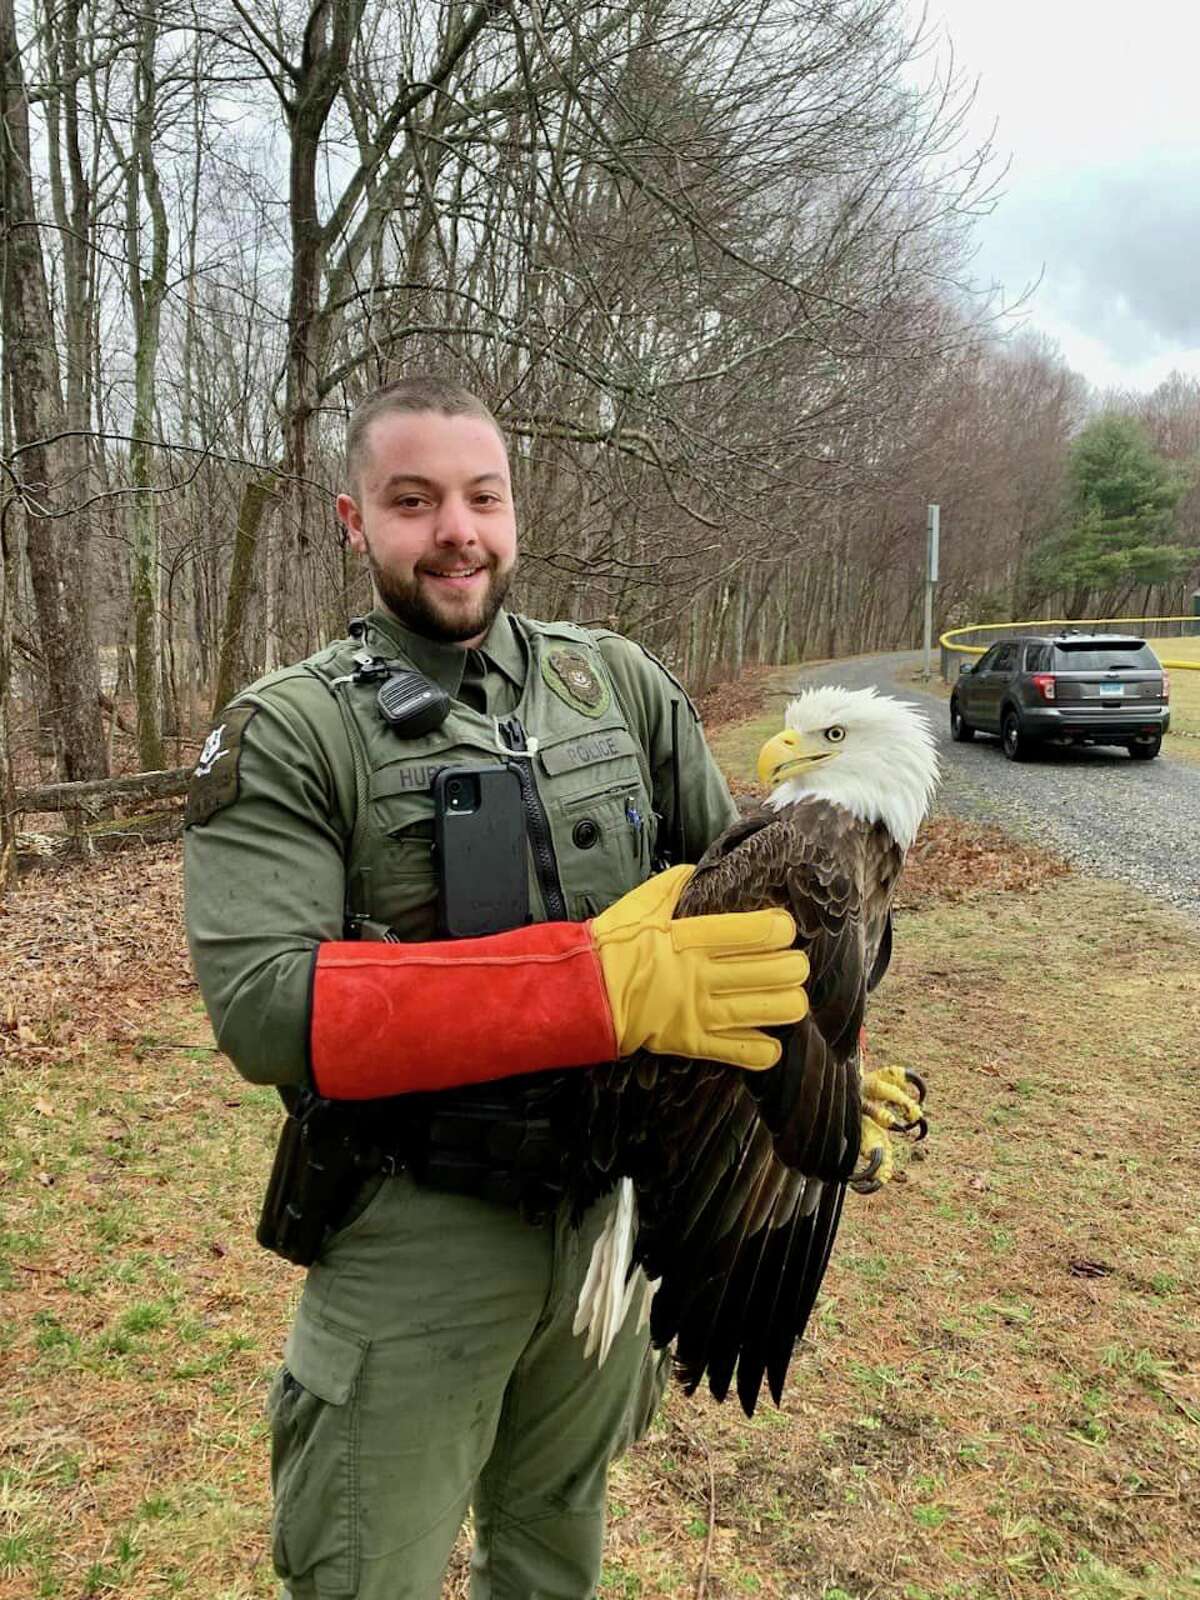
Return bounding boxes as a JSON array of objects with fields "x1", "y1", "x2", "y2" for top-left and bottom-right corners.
[{"x1": 432, "y1": 764, "x2": 530, "y2": 939}]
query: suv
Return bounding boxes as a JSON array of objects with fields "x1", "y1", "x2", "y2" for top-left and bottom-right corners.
[{"x1": 950, "y1": 632, "x2": 1170, "y2": 761}]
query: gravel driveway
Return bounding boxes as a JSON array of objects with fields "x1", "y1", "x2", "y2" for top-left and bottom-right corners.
[{"x1": 789, "y1": 650, "x2": 1200, "y2": 923}]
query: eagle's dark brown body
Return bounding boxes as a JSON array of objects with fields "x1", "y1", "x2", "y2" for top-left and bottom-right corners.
[{"x1": 573, "y1": 795, "x2": 906, "y2": 1416}]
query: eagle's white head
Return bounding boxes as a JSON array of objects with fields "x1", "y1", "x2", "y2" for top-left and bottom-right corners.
[{"x1": 757, "y1": 685, "x2": 938, "y2": 850}]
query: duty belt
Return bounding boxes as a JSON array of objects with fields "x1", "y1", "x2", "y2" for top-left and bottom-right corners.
[
  {"x1": 403, "y1": 1076, "x2": 574, "y2": 1221},
  {"x1": 257, "y1": 1073, "x2": 578, "y2": 1266}
]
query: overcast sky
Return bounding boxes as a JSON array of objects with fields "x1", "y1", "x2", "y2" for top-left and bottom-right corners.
[{"x1": 919, "y1": 0, "x2": 1200, "y2": 393}]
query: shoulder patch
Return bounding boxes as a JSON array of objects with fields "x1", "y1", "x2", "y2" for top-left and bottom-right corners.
[
  {"x1": 185, "y1": 704, "x2": 259, "y2": 828},
  {"x1": 541, "y1": 647, "x2": 612, "y2": 719}
]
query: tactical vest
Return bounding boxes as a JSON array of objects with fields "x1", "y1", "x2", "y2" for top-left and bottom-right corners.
[
  {"x1": 234, "y1": 615, "x2": 692, "y2": 1230},
  {"x1": 244, "y1": 615, "x2": 659, "y2": 942}
]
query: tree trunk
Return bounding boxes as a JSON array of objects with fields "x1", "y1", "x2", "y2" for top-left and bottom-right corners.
[
  {"x1": 0, "y1": 0, "x2": 106, "y2": 780},
  {"x1": 126, "y1": 6, "x2": 169, "y2": 769},
  {"x1": 212, "y1": 472, "x2": 281, "y2": 715},
  {"x1": 0, "y1": 501, "x2": 17, "y2": 874}
]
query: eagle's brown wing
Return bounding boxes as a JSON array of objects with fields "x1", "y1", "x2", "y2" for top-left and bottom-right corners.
[
  {"x1": 579, "y1": 797, "x2": 901, "y2": 1415},
  {"x1": 689, "y1": 797, "x2": 900, "y2": 1173}
]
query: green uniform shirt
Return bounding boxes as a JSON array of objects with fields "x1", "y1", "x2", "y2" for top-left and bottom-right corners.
[{"x1": 184, "y1": 607, "x2": 737, "y2": 1090}]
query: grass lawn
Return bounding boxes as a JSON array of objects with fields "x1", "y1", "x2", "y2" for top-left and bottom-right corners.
[{"x1": 2, "y1": 755, "x2": 1199, "y2": 1596}]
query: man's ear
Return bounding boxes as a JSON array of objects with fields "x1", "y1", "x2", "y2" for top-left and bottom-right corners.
[{"x1": 336, "y1": 492, "x2": 367, "y2": 553}]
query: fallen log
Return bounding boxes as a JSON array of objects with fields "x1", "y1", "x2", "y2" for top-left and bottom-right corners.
[
  {"x1": 13, "y1": 766, "x2": 192, "y2": 814},
  {"x1": 13, "y1": 807, "x2": 183, "y2": 872}
]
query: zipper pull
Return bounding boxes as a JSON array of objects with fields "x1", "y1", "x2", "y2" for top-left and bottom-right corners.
[{"x1": 497, "y1": 715, "x2": 539, "y2": 757}]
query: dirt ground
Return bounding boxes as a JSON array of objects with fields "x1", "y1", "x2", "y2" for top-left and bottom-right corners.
[{"x1": 2, "y1": 747, "x2": 1198, "y2": 1597}]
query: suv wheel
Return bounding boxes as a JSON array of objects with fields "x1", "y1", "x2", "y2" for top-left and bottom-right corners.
[
  {"x1": 1129, "y1": 735, "x2": 1162, "y2": 761},
  {"x1": 950, "y1": 698, "x2": 974, "y2": 742},
  {"x1": 1002, "y1": 709, "x2": 1033, "y2": 762}
]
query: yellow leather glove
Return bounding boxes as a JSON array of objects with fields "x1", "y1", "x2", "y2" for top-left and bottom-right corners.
[{"x1": 590, "y1": 864, "x2": 809, "y2": 1070}]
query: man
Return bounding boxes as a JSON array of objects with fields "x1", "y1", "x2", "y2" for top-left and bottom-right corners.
[{"x1": 184, "y1": 376, "x2": 809, "y2": 1599}]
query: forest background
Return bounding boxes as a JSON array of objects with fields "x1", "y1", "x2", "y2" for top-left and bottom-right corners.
[{"x1": 2, "y1": 0, "x2": 1200, "y2": 832}]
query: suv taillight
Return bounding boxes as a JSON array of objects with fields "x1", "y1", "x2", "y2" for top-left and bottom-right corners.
[
  {"x1": 1030, "y1": 673, "x2": 1056, "y2": 702},
  {"x1": 1162, "y1": 670, "x2": 1170, "y2": 703}
]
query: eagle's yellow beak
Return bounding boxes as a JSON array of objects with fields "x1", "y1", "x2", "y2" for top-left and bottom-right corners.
[{"x1": 757, "y1": 728, "x2": 835, "y2": 787}]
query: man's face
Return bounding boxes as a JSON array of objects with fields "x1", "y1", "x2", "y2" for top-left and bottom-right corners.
[{"x1": 335, "y1": 410, "x2": 518, "y2": 646}]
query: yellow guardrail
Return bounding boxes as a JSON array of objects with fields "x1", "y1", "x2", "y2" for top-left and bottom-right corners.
[{"x1": 939, "y1": 616, "x2": 1200, "y2": 677}]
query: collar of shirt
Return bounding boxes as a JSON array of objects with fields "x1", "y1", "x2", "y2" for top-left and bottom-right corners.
[{"x1": 361, "y1": 606, "x2": 527, "y2": 701}]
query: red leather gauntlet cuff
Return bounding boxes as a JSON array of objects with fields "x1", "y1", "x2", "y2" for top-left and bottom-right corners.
[{"x1": 309, "y1": 922, "x2": 618, "y2": 1099}]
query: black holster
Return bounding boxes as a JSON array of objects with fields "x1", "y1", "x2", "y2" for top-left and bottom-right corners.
[{"x1": 256, "y1": 1090, "x2": 391, "y2": 1266}]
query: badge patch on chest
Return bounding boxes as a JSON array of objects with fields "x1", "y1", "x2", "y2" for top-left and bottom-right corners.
[
  {"x1": 543, "y1": 649, "x2": 611, "y2": 719},
  {"x1": 185, "y1": 703, "x2": 258, "y2": 827}
]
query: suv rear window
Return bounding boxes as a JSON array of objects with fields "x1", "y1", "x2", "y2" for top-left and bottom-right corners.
[{"x1": 1052, "y1": 642, "x2": 1158, "y2": 671}]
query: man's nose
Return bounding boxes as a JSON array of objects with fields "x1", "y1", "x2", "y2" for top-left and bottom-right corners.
[{"x1": 433, "y1": 494, "x2": 477, "y2": 545}]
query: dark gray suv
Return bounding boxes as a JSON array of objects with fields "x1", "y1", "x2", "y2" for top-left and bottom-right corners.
[{"x1": 950, "y1": 632, "x2": 1170, "y2": 761}]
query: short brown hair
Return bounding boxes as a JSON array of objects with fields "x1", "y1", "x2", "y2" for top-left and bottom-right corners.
[{"x1": 345, "y1": 376, "x2": 505, "y2": 492}]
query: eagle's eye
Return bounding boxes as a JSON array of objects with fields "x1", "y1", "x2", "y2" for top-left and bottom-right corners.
[{"x1": 824, "y1": 725, "x2": 846, "y2": 744}]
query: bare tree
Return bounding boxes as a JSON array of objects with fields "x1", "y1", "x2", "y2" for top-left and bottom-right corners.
[
  {"x1": 0, "y1": 0, "x2": 107, "y2": 780},
  {"x1": 5, "y1": 0, "x2": 1092, "y2": 788}
]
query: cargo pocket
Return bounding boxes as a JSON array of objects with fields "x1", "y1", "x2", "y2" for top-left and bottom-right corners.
[{"x1": 270, "y1": 1313, "x2": 369, "y2": 1596}]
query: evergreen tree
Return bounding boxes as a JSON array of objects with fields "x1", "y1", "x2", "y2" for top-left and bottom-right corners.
[{"x1": 1032, "y1": 415, "x2": 1195, "y2": 614}]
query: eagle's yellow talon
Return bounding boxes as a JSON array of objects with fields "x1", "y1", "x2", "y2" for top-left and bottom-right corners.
[
  {"x1": 862, "y1": 1068, "x2": 922, "y2": 1130},
  {"x1": 854, "y1": 1063, "x2": 930, "y2": 1189},
  {"x1": 857, "y1": 1126, "x2": 896, "y2": 1190}
]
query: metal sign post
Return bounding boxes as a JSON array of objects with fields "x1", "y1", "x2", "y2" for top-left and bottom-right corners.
[{"x1": 923, "y1": 504, "x2": 940, "y2": 677}]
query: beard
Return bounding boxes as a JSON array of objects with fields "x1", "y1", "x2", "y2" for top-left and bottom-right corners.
[{"x1": 365, "y1": 544, "x2": 515, "y2": 644}]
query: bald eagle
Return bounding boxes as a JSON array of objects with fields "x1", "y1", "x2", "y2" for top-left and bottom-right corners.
[{"x1": 572, "y1": 685, "x2": 939, "y2": 1416}]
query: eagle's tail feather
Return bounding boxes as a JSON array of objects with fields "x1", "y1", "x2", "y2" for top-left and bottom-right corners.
[
  {"x1": 734, "y1": 1190, "x2": 813, "y2": 1416},
  {"x1": 703, "y1": 1168, "x2": 804, "y2": 1406},
  {"x1": 574, "y1": 1178, "x2": 645, "y2": 1364},
  {"x1": 648, "y1": 1106, "x2": 763, "y2": 1361},
  {"x1": 764, "y1": 1178, "x2": 846, "y2": 1407},
  {"x1": 672, "y1": 1148, "x2": 784, "y2": 1401}
]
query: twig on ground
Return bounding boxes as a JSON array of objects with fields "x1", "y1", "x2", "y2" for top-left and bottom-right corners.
[{"x1": 695, "y1": 1438, "x2": 716, "y2": 1600}]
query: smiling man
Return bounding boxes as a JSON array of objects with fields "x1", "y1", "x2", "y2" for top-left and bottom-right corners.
[
  {"x1": 337, "y1": 398, "x2": 517, "y2": 645},
  {"x1": 183, "y1": 376, "x2": 809, "y2": 1600}
]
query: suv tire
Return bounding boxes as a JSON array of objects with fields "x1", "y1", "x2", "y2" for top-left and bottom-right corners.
[
  {"x1": 1002, "y1": 709, "x2": 1033, "y2": 762},
  {"x1": 950, "y1": 698, "x2": 975, "y2": 742},
  {"x1": 1128, "y1": 735, "x2": 1162, "y2": 761}
]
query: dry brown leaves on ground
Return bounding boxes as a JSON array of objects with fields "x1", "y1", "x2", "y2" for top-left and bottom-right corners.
[
  {"x1": 0, "y1": 844, "x2": 192, "y2": 1069},
  {"x1": 694, "y1": 666, "x2": 782, "y2": 730},
  {"x1": 898, "y1": 814, "x2": 1072, "y2": 910}
]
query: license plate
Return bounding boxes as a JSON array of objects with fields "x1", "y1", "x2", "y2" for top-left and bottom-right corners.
[{"x1": 1099, "y1": 683, "x2": 1123, "y2": 697}]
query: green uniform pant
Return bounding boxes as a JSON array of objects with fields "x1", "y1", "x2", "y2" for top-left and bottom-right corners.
[{"x1": 268, "y1": 1171, "x2": 666, "y2": 1599}]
